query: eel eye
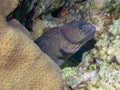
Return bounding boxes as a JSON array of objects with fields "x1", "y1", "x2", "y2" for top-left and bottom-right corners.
[{"x1": 60, "y1": 49, "x2": 68, "y2": 55}]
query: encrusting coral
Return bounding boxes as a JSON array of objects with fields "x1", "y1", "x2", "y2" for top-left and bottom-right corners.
[
  {"x1": 61, "y1": 1, "x2": 120, "y2": 89},
  {"x1": 0, "y1": 0, "x2": 62, "y2": 90},
  {"x1": 62, "y1": 18, "x2": 120, "y2": 90}
]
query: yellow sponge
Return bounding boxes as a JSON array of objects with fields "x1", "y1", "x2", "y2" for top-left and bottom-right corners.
[
  {"x1": 0, "y1": 0, "x2": 62, "y2": 90},
  {"x1": 0, "y1": 26, "x2": 62, "y2": 90}
]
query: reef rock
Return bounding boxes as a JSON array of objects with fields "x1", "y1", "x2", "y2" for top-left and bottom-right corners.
[
  {"x1": 61, "y1": 1, "x2": 120, "y2": 89},
  {"x1": 71, "y1": 19, "x2": 120, "y2": 90}
]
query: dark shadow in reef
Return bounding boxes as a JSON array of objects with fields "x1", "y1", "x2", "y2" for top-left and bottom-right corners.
[
  {"x1": 52, "y1": 0, "x2": 88, "y2": 18},
  {"x1": 61, "y1": 38, "x2": 96, "y2": 69}
]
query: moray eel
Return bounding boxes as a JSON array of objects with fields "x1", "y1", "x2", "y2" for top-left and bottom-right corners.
[{"x1": 35, "y1": 21, "x2": 96, "y2": 66}]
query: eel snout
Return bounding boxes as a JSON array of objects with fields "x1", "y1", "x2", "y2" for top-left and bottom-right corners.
[{"x1": 77, "y1": 21, "x2": 96, "y2": 40}]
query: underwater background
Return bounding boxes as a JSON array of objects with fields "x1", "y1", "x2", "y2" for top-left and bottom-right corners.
[{"x1": 7, "y1": 0, "x2": 120, "y2": 89}]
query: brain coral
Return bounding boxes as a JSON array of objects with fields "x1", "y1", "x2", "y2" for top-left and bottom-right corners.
[{"x1": 0, "y1": 0, "x2": 62, "y2": 90}]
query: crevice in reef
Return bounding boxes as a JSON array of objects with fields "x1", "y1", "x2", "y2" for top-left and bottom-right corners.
[{"x1": 61, "y1": 38, "x2": 96, "y2": 68}]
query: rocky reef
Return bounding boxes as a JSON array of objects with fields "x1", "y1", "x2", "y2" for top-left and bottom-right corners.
[
  {"x1": 93, "y1": 19, "x2": 120, "y2": 63},
  {"x1": 5, "y1": 0, "x2": 120, "y2": 90},
  {"x1": 61, "y1": 0, "x2": 120, "y2": 90},
  {"x1": 62, "y1": 15, "x2": 120, "y2": 90}
]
